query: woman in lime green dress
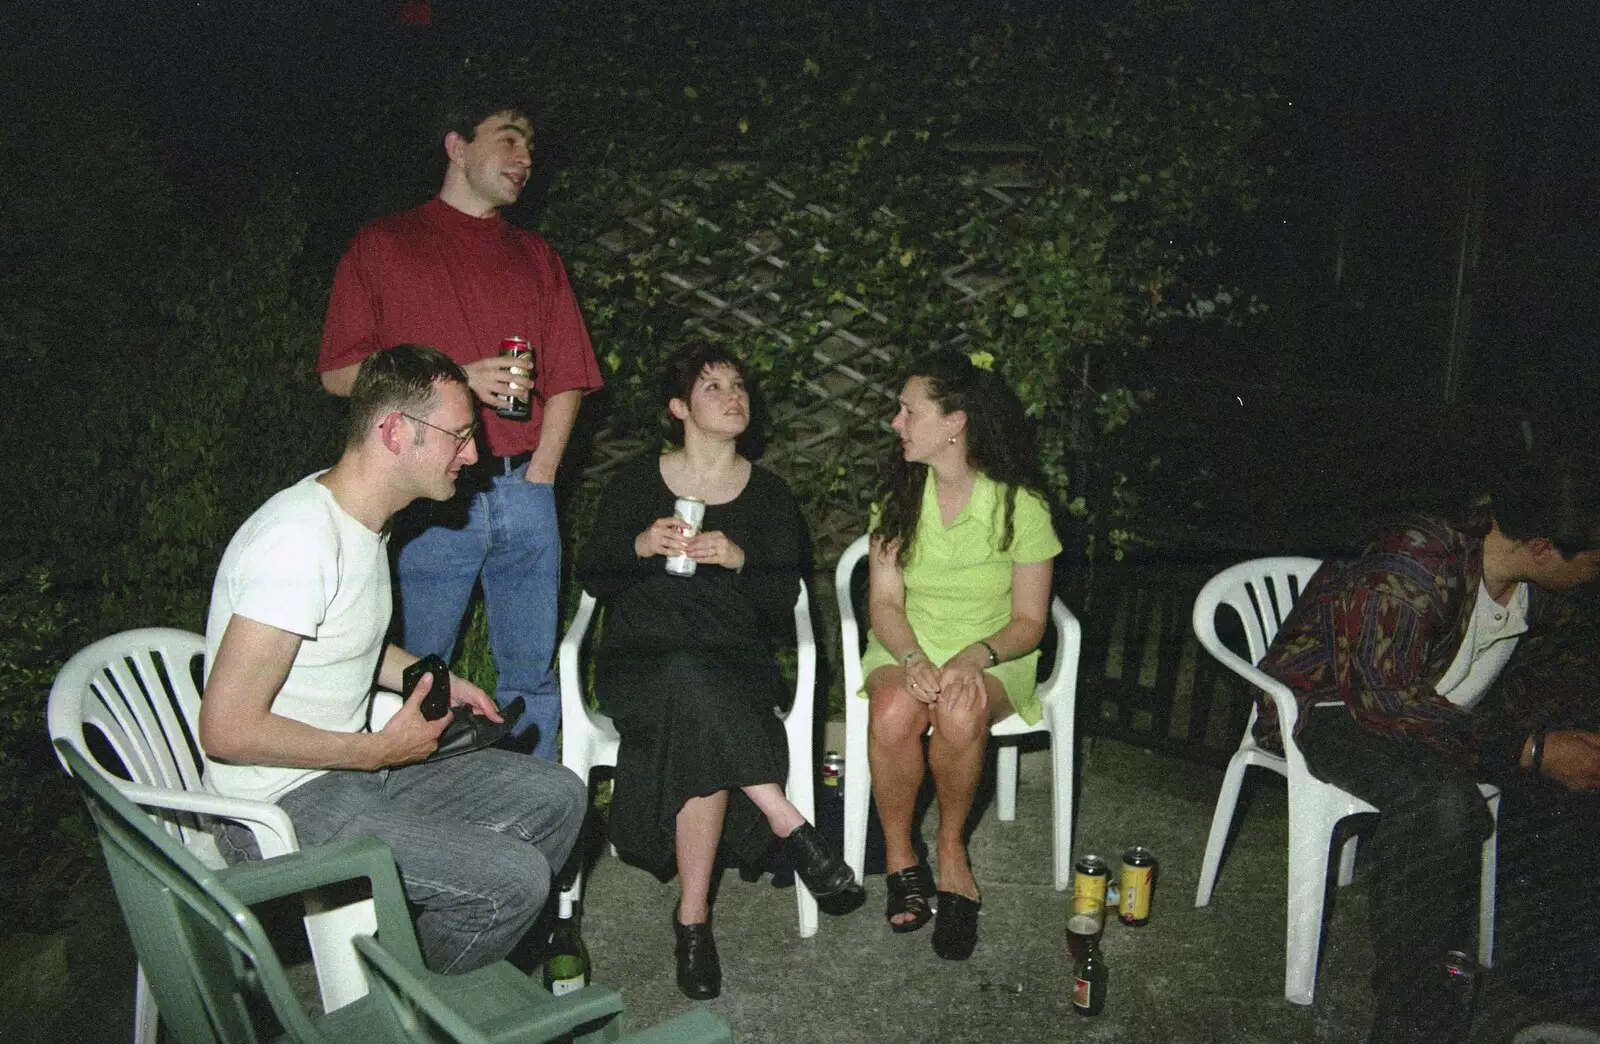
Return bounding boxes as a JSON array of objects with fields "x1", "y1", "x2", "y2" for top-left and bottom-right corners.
[{"x1": 861, "y1": 350, "x2": 1061, "y2": 960}]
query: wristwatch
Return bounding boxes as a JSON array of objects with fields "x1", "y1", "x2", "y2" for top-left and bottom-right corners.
[{"x1": 979, "y1": 640, "x2": 1000, "y2": 667}]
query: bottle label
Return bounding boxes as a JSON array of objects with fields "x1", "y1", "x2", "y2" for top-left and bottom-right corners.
[
  {"x1": 550, "y1": 975, "x2": 585, "y2": 996},
  {"x1": 1073, "y1": 976, "x2": 1091, "y2": 1008}
]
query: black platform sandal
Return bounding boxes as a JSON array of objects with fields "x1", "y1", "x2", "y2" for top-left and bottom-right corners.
[
  {"x1": 932, "y1": 890, "x2": 981, "y2": 960},
  {"x1": 884, "y1": 863, "x2": 935, "y2": 934}
]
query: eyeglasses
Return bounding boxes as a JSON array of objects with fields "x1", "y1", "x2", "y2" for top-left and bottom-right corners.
[{"x1": 401, "y1": 413, "x2": 478, "y2": 453}]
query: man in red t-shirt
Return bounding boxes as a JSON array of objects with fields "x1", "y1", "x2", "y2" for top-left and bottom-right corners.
[{"x1": 318, "y1": 93, "x2": 603, "y2": 761}]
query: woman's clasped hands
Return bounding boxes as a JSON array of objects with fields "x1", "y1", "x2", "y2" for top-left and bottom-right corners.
[
  {"x1": 901, "y1": 649, "x2": 988, "y2": 713},
  {"x1": 635, "y1": 516, "x2": 746, "y2": 571}
]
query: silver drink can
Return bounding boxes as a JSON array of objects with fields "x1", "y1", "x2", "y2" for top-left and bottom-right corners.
[{"x1": 665, "y1": 496, "x2": 706, "y2": 576}]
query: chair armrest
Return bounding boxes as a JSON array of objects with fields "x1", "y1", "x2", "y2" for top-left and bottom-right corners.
[
  {"x1": 1212, "y1": 654, "x2": 1303, "y2": 736},
  {"x1": 370, "y1": 690, "x2": 402, "y2": 731},
  {"x1": 356, "y1": 933, "x2": 629, "y2": 1042},
  {"x1": 221, "y1": 836, "x2": 424, "y2": 968},
  {"x1": 559, "y1": 592, "x2": 600, "y2": 724},
  {"x1": 1039, "y1": 597, "x2": 1081, "y2": 704},
  {"x1": 350, "y1": 934, "x2": 490, "y2": 1042},
  {"x1": 117, "y1": 779, "x2": 300, "y2": 859}
]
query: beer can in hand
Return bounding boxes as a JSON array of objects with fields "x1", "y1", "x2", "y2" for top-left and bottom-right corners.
[
  {"x1": 1119, "y1": 846, "x2": 1157, "y2": 926},
  {"x1": 497, "y1": 336, "x2": 533, "y2": 421},
  {"x1": 665, "y1": 496, "x2": 706, "y2": 576}
]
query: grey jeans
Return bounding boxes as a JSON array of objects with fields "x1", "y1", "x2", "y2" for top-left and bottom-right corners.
[{"x1": 216, "y1": 749, "x2": 587, "y2": 974}]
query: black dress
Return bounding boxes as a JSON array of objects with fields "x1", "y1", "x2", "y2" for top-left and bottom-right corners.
[{"x1": 576, "y1": 456, "x2": 806, "y2": 879}]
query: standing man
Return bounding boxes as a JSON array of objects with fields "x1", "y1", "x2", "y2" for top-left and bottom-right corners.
[
  {"x1": 1255, "y1": 463, "x2": 1600, "y2": 1044},
  {"x1": 319, "y1": 90, "x2": 603, "y2": 760},
  {"x1": 201, "y1": 345, "x2": 587, "y2": 973}
]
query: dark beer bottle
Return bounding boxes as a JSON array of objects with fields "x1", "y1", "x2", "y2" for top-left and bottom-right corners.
[
  {"x1": 1073, "y1": 939, "x2": 1107, "y2": 1016},
  {"x1": 543, "y1": 894, "x2": 590, "y2": 996}
]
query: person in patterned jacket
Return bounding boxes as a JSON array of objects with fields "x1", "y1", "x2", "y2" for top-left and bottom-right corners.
[{"x1": 1254, "y1": 464, "x2": 1600, "y2": 1044}]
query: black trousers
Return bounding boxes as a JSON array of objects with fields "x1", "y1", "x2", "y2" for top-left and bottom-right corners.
[{"x1": 1298, "y1": 706, "x2": 1495, "y2": 1041}]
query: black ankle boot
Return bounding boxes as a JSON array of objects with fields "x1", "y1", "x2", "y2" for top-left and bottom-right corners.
[
  {"x1": 673, "y1": 906, "x2": 720, "y2": 1000},
  {"x1": 782, "y1": 823, "x2": 865, "y2": 903}
]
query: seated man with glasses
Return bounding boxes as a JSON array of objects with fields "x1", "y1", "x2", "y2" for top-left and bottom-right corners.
[{"x1": 199, "y1": 344, "x2": 587, "y2": 974}]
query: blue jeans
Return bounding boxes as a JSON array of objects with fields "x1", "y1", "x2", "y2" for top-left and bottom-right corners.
[
  {"x1": 394, "y1": 463, "x2": 562, "y2": 760},
  {"x1": 217, "y1": 750, "x2": 587, "y2": 974}
]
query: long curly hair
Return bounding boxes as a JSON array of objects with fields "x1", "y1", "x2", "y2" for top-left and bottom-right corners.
[{"x1": 875, "y1": 350, "x2": 1045, "y2": 565}]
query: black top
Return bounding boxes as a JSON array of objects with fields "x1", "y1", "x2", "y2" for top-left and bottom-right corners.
[
  {"x1": 577, "y1": 456, "x2": 805, "y2": 666},
  {"x1": 574, "y1": 455, "x2": 809, "y2": 877}
]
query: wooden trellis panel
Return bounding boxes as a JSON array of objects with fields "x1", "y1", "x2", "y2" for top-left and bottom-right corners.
[{"x1": 568, "y1": 167, "x2": 1044, "y2": 568}]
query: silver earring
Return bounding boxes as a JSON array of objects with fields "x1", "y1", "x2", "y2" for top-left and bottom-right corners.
[{"x1": 947, "y1": 435, "x2": 957, "y2": 445}]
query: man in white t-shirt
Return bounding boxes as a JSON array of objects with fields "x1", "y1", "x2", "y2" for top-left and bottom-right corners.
[{"x1": 199, "y1": 344, "x2": 587, "y2": 974}]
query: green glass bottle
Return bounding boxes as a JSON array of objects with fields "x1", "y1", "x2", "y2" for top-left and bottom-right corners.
[
  {"x1": 1073, "y1": 938, "x2": 1107, "y2": 1016},
  {"x1": 543, "y1": 894, "x2": 590, "y2": 996}
]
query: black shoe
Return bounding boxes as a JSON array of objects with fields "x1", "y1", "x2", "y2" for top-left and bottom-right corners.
[
  {"x1": 932, "y1": 891, "x2": 981, "y2": 961},
  {"x1": 782, "y1": 823, "x2": 865, "y2": 908},
  {"x1": 673, "y1": 906, "x2": 721, "y2": 1000}
]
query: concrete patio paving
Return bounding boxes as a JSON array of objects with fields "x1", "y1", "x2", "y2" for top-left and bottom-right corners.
[{"x1": 29, "y1": 732, "x2": 1600, "y2": 1043}]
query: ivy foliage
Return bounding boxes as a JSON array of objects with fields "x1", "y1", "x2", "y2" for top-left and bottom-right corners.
[{"x1": 477, "y1": 0, "x2": 1281, "y2": 544}]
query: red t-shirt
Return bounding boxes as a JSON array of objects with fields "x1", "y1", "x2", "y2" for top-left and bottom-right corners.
[{"x1": 319, "y1": 197, "x2": 603, "y2": 456}]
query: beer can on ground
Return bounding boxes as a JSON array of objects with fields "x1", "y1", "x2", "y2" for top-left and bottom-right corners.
[
  {"x1": 1119, "y1": 846, "x2": 1157, "y2": 926},
  {"x1": 1072, "y1": 855, "x2": 1110, "y2": 918},
  {"x1": 821, "y1": 752, "x2": 844, "y2": 788},
  {"x1": 497, "y1": 336, "x2": 533, "y2": 420},
  {"x1": 665, "y1": 496, "x2": 706, "y2": 576},
  {"x1": 1069, "y1": 855, "x2": 1109, "y2": 961}
]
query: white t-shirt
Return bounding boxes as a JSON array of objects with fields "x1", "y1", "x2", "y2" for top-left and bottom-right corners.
[
  {"x1": 1435, "y1": 580, "x2": 1529, "y2": 709},
  {"x1": 203, "y1": 472, "x2": 391, "y2": 804}
]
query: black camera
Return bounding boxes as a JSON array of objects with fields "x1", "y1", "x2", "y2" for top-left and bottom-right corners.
[{"x1": 401, "y1": 654, "x2": 452, "y2": 721}]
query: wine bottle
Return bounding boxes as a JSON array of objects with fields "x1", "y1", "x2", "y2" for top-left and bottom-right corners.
[{"x1": 543, "y1": 894, "x2": 590, "y2": 996}]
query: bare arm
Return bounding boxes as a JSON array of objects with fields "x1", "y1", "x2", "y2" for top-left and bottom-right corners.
[
  {"x1": 866, "y1": 536, "x2": 944, "y2": 697},
  {"x1": 321, "y1": 361, "x2": 361, "y2": 397},
  {"x1": 525, "y1": 389, "x2": 582, "y2": 483},
  {"x1": 199, "y1": 615, "x2": 448, "y2": 772},
  {"x1": 1525, "y1": 730, "x2": 1600, "y2": 791},
  {"x1": 940, "y1": 558, "x2": 1053, "y2": 676}
]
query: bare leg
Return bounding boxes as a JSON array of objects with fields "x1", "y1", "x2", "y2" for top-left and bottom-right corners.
[
  {"x1": 741, "y1": 782, "x2": 806, "y2": 838},
  {"x1": 675, "y1": 791, "x2": 729, "y2": 924},
  {"x1": 868, "y1": 666, "x2": 934, "y2": 924},
  {"x1": 927, "y1": 677, "x2": 1011, "y2": 901}
]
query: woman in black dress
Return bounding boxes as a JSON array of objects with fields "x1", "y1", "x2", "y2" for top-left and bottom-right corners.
[{"x1": 577, "y1": 346, "x2": 862, "y2": 1000}]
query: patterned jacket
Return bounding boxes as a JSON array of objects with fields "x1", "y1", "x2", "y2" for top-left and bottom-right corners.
[{"x1": 1254, "y1": 515, "x2": 1591, "y2": 780}]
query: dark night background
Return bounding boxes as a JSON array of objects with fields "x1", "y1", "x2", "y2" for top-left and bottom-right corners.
[
  {"x1": 3, "y1": 2, "x2": 1600, "y2": 1039},
  {"x1": 17, "y1": 0, "x2": 1599, "y2": 536}
]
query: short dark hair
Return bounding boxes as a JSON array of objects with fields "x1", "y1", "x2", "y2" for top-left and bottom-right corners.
[
  {"x1": 437, "y1": 85, "x2": 535, "y2": 146},
  {"x1": 346, "y1": 345, "x2": 469, "y2": 448},
  {"x1": 1484, "y1": 459, "x2": 1600, "y2": 556},
  {"x1": 660, "y1": 345, "x2": 763, "y2": 455}
]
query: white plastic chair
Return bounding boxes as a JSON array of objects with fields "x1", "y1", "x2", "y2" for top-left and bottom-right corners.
[
  {"x1": 47, "y1": 628, "x2": 377, "y2": 1044},
  {"x1": 1191, "y1": 558, "x2": 1500, "y2": 1005},
  {"x1": 557, "y1": 582, "x2": 821, "y2": 938},
  {"x1": 833, "y1": 533, "x2": 1082, "y2": 891}
]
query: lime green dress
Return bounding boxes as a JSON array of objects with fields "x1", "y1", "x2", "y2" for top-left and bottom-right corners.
[{"x1": 858, "y1": 472, "x2": 1062, "y2": 725}]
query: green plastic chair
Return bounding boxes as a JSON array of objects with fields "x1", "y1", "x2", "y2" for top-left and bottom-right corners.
[{"x1": 60, "y1": 741, "x2": 733, "y2": 1044}]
